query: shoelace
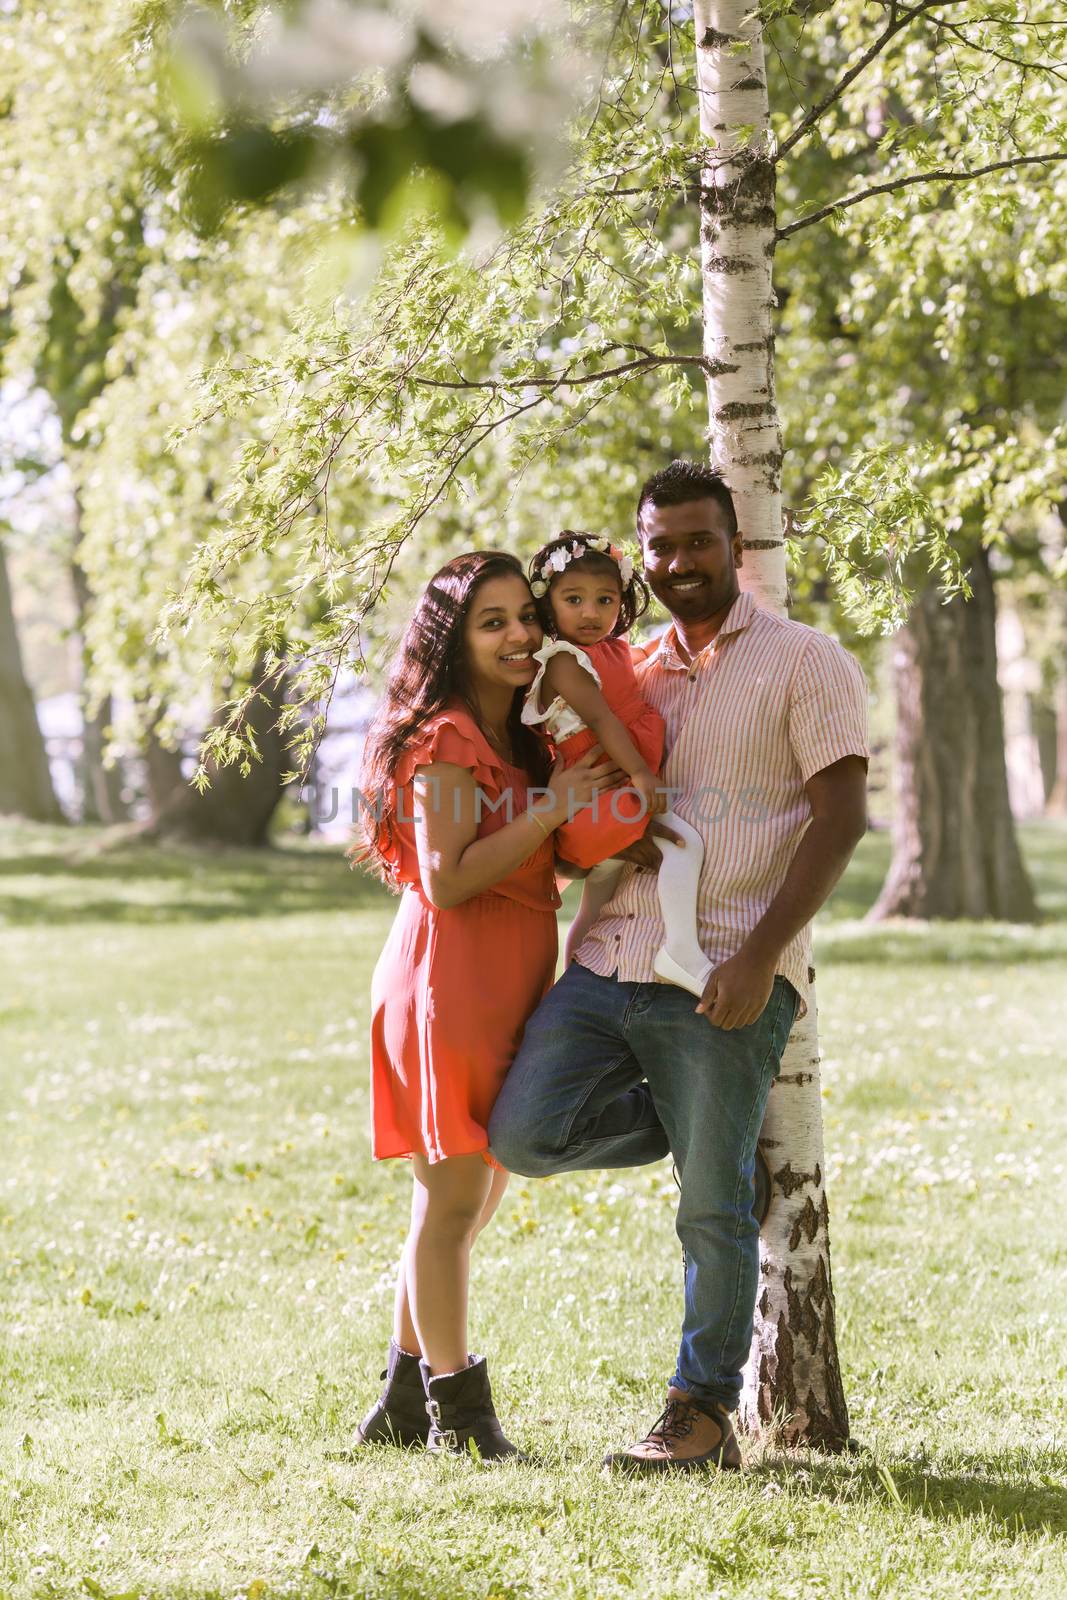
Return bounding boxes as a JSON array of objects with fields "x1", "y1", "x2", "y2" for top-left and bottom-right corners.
[{"x1": 646, "y1": 1399, "x2": 698, "y2": 1444}]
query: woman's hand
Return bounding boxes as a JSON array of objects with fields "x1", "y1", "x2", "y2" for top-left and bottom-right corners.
[{"x1": 542, "y1": 747, "x2": 625, "y2": 825}]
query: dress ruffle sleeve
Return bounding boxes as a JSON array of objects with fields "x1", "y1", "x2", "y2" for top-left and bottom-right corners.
[
  {"x1": 393, "y1": 709, "x2": 505, "y2": 792},
  {"x1": 373, "y1": 710, "x2": 507, "y2": 890}
]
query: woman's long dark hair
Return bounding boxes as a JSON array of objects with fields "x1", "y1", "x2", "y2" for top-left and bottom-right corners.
[{"x1": 353, "y1": 551, "x2": 550, "y2": 883}]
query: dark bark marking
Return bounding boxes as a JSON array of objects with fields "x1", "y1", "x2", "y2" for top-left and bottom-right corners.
[
  {"x1": 701, "y1": 27, "x2": 740, "y2": 49},
  {"x1": 742, "y1": 538, "x2": 782, "y2": 551},
  {"x1": 717, "y1": 400, "x2": 770, "y2": 421},
  {"x1": 775, "y1": 1072, "x2": 814, "y2": 1086},
  {"x1": 775, "y1": 1314, "x2": 796, "y2": 1393},
  {"x1": 700, "y1": 253, "x2": 757, "y2": 275},
  {"x1": 788, "y1": 1194, "x2": 821, "y2": 1253},
  {"x1": 810, "y1": 1251, "x2": 832, "y2": 1309},
  {"x1": 757, "y1": 1350, "x2": 775, "y2": 1421},
  {"x1": 771, "y1": 1161, "x2": 816, "y2": 1198},
  {"x1": 732, "y1": 74, "x2": 765, "y2": 91},
  {"x1": 803, "y1": 1390, "x2": 839, "y2": 1450},
  {"x1": 783, "y1": 1267, "x2": 821, "y2": 1349}
]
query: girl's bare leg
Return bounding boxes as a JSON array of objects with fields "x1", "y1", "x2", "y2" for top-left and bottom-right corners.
[
  {"x1": 564, "y1": 858, "x2": 624, "y2": 967},
  {"x1": 391, "y1": 1163, "x2": 510, "y2": 1357}
]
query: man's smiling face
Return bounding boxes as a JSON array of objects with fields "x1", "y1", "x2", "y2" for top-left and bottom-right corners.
[{"x1": 638, "y1": 497, "x2": 743, "y2": 624}]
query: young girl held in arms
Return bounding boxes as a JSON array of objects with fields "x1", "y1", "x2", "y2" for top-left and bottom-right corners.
[{"x1": 523, "y1": 532, "x2": 711, "y2": 993}]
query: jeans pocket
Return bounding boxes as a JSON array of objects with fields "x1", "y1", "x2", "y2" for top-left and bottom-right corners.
[{"x1": 765, "y1": 978, "x2": 800, "y2": 1076}]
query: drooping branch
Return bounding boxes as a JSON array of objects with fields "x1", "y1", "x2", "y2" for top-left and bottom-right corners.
[
  {"x1": 773, "y1": 0, "x2": 956, "y2": 163},
  {"x1": 778, "y1": 150, "x2": 1067, "y2": 237},
  {"x1": 928, "y1": 12, "x2": 1067, "y2": 86},
  {"x1": 410, "y1": 346, "x2": 729, "y2": 392}
]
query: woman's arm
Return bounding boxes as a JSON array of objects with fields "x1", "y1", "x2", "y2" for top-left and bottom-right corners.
[
  {"x1": 542, "y1": 652, "x2": 661, "y2": 812},
  {"x1": 412, "y1": 749, "x2": 622, "y2": 910}
]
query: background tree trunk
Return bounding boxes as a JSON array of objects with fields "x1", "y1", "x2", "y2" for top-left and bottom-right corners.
[
  {"x1": 694, "y1": 1, "x2": 850, "y2": 1449},
  {"x1": 145, "y1": 664, "x2": 290, "y2": 846},
  {"x1": 70, "y1": 543, "x2": 128, "y2": 825},
  {"x1": 1046, "y1": 507, "x2": 1067, "y2": 818},
  {"x1": 996, "y1": 595, "x2": 1046, "y2": 820},
  {"x1": 143, "y1": 720, "x2": 187, "y2": 823},
  {"x1": 1047, "y1": 648, "x2": 1067, "y2": 818},
  {"x1": 871, "y1": 548, "x2": 1037, "y2": 921},
  {"x1": 0, "y1": 540, "x2": 63, "y2": 821}
]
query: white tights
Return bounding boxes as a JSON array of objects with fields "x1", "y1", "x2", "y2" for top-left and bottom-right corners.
[{"x1": 563, "y1": 811, "x2": 711, "y2": 998}]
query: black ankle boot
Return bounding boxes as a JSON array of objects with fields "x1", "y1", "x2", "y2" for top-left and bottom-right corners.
[
  {"x1": 355, "y1": 1341, "x2": 430, "y2": 1448},
  {"x1": 421, "y1": 1355, "x2": 524, "y2": 1461}
]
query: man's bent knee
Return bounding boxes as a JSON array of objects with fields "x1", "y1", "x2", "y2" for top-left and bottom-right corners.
[{"x1": 487, "y1": 1103, "x2": 561, "y2": 1179}]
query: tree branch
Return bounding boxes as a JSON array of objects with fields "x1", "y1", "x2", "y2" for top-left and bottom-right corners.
[
  {"x1": 774, "y1": 0, "x2": 957, "y2": 163},
  {"x1": 778, "y1": 151, "x2": 1067, "y2": 238},
  {"x1": 409, "y1": 347, "x2": 726, "y2": 392}
]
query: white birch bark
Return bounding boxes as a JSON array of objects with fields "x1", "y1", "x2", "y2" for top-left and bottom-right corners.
[{"x1": 693, "y1": 1, "x2": 850, "y2": 1449}]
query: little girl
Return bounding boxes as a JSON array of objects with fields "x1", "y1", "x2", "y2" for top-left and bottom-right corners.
[{"x1": 522, "y1": 532, "x2": 712, "y2": 993}]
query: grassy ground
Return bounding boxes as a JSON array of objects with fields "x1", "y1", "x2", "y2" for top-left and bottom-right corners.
[{"x1": 1, "y1": 818, "x2": 1065, "y2": 1600}]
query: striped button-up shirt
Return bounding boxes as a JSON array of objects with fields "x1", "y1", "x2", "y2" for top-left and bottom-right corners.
[{"x1": 574, "y1": 590, "x2": 869, "y2": 1006}]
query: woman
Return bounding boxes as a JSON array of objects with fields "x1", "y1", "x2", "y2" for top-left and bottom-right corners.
[{"x1": 352, "y1": 551, "x2": 618, "y2": 1459}]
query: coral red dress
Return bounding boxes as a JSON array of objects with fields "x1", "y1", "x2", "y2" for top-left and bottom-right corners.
[
  {"x1": 521, "y1": 635, "x2": 666, "y2": 869},
  {"x1": 369, "y1": 705, "x2": 559, "y2": 1164}
]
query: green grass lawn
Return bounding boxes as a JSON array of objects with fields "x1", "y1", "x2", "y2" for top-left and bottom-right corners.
[{"x1": 1, "y1": 819, "x2": 1065, "y2": 1600}]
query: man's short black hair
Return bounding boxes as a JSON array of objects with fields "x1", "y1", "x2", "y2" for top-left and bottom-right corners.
[{"x1": 636, "y1": 459, "x2": 738, "y2": 539}]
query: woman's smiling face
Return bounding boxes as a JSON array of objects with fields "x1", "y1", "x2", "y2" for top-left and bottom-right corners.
[{"x1": 462, "y1": 574, "x2": 543, "y2": 693}]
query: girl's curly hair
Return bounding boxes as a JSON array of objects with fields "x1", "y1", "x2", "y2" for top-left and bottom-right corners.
[{"x1": 528, "y1": 531, "x2": 649, "y2": 639}]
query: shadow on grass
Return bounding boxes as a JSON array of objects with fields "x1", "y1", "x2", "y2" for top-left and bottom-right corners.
[
  {"x1": 0, "y1": 825, "x2": 390, "y2": 926},
  {"x1": 2, "y1": 819, "x2": 1065, "y2": 941},
  {"x1": 816, "y1": 923, "x2": 1067, "y2": 966},
  {"x1": 753, "y1": 1446, "x2": 1067, "y2": 1538}
]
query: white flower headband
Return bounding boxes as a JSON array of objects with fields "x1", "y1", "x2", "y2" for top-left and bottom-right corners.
[{"x1": 530, "y1": 536, "x2": 635, "y2": 598}]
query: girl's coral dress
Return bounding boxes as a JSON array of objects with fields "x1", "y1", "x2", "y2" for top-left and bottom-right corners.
[
  {"x1": 369, "y1": 705, "x2": 559, "y2": 1164},
  {"x1": 521, "y1": 635, "x2": 665, "y2": 869}
]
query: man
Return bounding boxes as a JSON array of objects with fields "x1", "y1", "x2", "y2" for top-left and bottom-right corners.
[{"x1": 489, "y1": 458, "x2": 869, "y2": 1473}]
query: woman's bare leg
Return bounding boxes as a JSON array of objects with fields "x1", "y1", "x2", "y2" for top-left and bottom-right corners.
[
  {"x1": 391, "y1": 1163, "x2": 509, "y2": 1356},
  {"x1": 391, "y1": 1238, "x2": 421, "y2": 1356},
  {"x1": 473, "y1": 1166, "x2": 510, "y2": 1240},
  {"x1": 400, "y1": 1153, "x2": 495, "y2": 1376}
]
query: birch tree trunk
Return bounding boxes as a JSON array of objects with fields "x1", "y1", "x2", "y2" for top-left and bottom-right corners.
[{"x1": 693, "y1": 2, "x2": 850, "y2": 1450}]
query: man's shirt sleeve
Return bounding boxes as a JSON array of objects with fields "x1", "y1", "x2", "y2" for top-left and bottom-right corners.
[{"x1": 787, "y1": 634, "x2": 870, "y2": 783}]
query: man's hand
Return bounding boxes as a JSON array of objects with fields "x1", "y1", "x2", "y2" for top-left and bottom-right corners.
[
  {"x1": 696, "y1": 949, "x2": 777, "y2": 1031},
  {"x1": 615, "y1": 817, "x2": 687, "y2": 871}
]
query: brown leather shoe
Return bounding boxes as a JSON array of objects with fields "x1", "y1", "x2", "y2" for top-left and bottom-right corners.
[{"x1": 603, "y1": 1387, "x2": 742, "y2": 1474}]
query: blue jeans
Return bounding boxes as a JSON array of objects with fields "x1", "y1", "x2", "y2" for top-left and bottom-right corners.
[{"x1": 488, "y1": 964, "x2": 799, "y2": 1412}]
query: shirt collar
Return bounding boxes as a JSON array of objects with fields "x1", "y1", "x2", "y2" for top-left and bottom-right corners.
[{"x1": 654, "y1": 590, "x2": 757, "y2": 672}]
